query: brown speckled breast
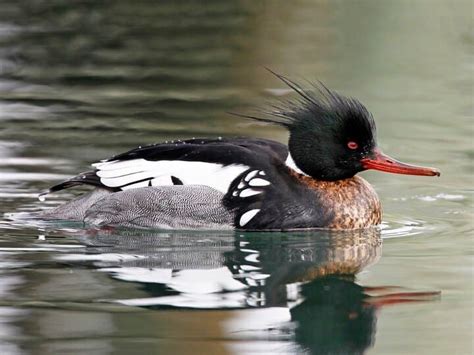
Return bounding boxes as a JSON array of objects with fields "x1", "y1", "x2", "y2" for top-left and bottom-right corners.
[{"x1": 293, "y1": 173, "x2": 382, "y2": 229}]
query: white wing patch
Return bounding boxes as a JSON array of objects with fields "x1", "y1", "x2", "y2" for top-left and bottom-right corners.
[
  {"x1": 239, "y1": 188, "x2": 262, "y2": 197},
  {"x1": 244, "y1": 170, "x2": 259, "y2": 181},
  {"x1": 239, "y1": 209, "x2": 260, "y2": 227},
  {"x1": 93, "y1": 159, "x2": 249, "y2": 193},
  {"x1": 230, "y1": 169, "x2": 270, "y2": 200},
  {"x1": 121, "y1": 175, "x2": 173, "y2": 190},
  {"x1": 248, "y1": 178, "x2": 270, "y2": 187},
  {"x1": 121, "y1": 180, "x2": 150, "y2": 190}
]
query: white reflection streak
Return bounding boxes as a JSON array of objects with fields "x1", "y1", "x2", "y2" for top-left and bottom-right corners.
[
  {"x1": 114, "y1": 292, "x2": 248, "y2": 309},
  {"x1": 103, "y1": 266, "x2": 247, "y2": 294},
  {"x1": 223, "y1": 308, "x2": 295, "y2": 354}
]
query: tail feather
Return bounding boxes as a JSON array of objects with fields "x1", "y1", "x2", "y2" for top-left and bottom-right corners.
[{"x1": 40, "y1": 171, "x2": 111, "y2": 197}]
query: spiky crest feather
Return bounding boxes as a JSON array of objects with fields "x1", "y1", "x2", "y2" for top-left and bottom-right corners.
[{"x1": 231, "y1": 69, "x2": 376, "y2": 137}]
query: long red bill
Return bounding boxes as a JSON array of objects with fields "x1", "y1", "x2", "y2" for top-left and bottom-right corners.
[{"x1": 361, "y1": 150, "x2": 440, "y2": 176}]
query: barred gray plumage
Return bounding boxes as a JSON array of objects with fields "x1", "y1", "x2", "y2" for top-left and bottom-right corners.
[{"x1": 41, "y1": 186, "x2": 235, "y2": 230}]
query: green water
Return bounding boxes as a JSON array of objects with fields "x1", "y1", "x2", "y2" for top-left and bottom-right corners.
[{"x1": 0, "y1": 1, "x2": 472, "y2": 354}]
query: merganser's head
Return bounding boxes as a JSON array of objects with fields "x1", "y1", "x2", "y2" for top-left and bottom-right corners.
[{"x1": 243, "y1": 71, "x2": 440, "y2": 181}]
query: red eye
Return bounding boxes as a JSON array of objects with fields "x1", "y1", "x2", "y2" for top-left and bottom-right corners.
[{"x1": 347, "y1": 141, "x2": 358, "y2": 150}]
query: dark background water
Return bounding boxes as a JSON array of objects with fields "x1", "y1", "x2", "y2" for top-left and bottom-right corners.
[{"x1": 0, "y1": 1, "x2": 472, "y2": 354}]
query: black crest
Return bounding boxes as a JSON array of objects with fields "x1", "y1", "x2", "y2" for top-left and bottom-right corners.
[
  {"x1": 235, "y1": 69, "x2": 376, "y2": 136},
  {"x1": 234, "y1": 70, "x2": 378, "y2": 180}
]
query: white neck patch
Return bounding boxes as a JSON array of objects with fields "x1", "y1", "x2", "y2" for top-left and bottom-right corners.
[{"x1": 285, "y1": 153, "x2": 308, "y2": 176}]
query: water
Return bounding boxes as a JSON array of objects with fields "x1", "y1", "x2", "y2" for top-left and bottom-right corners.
[{"x1": 0, "y1": 1, "x2": 472, "y2": 354}]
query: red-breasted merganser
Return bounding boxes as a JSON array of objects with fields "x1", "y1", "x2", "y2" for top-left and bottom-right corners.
[{"x1": 39, "y1": 73, "x2": 440, "y2": 230}]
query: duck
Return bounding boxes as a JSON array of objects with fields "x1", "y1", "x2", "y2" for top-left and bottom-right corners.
[{"x1": 38, "y1": 73, "x2": 440, "y2": 230}]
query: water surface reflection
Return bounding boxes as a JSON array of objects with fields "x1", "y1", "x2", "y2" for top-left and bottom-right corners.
[
  {"x1": 44, "y1": 227, "x2": 430, "y2": 353},
  {"x1": 67, "y1": 228, "x2": 382, "y2": 308},
  {"x1": 0, "y1": 224, "x2": 441, "y2": 354}
]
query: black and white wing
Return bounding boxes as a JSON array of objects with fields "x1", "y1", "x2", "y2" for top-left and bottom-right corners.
[
  {"x1": 42, "y1": 138, "x2": 289, "y2": 195},
  {"x1": 223, "y1": 164, "x2": 330, "y2": 230}
]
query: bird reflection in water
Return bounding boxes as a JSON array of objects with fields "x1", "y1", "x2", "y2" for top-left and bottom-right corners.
[{"x1": 62, "y1": 227, "x2": 439, "y2": 354}]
